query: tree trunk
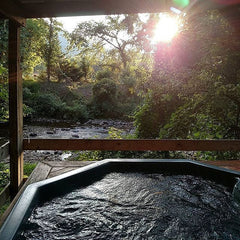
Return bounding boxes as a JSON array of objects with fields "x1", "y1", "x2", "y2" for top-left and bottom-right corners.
[{"x1": 47, "y1": 18, "x2": 53, "y2": 82}]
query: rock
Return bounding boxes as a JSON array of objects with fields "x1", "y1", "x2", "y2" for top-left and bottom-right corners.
[
  {"x1": 46, "y1": 131, "x2": 54, "y2": 134},
  {"x1": 85, "y1": 120, "x2": 92, "y2": 125},
  {"x1": 61, "y1": 128, "x2": 71, "y2": 131},
  {"x1": 54, "y1": 151, "x2": 62, "y2": 155},
  {"x1": 72, "y1": 134, "x2": 79, "y2": 138},
  {"x1": 72, "y1": 129, "x2": 79, "y2": 133},
  {"x1": 29, "y1": 132, "x2": 37, "y2": 137},
  {"x1": 100, "y1": 121, "x2": 108, "y2": 126}
]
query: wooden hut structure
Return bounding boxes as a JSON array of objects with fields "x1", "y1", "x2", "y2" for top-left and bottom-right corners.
[{"x1": 0, "y1": 0, "x2": 240, "y2": 199}]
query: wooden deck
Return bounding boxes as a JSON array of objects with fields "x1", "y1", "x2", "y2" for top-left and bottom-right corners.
[
  {"x1": 200, "y1": 160, "x2": 240, "y2": 172},
  {"x1": 28, "y1": 161, "x2": 97, "y2": 184}
]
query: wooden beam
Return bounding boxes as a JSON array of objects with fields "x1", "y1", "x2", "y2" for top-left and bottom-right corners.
[
  {"x1": 0, "y1": 142, "x2": 9, "y2": 161},
  {"x1": 9, "y1": 20, "x2": 24, "y2": 198},
  {"x1": 19, "y1": 0, "x2": 170, "y2": 18},
  {"x1": 23, "y1": 139, "x2": 240, "y2": 151},
  {"x1": 0, "y1": 1, "x2": 26, "y2": 26}
]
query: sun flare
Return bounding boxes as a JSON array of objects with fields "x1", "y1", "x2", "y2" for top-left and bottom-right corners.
[{"x1": 152, "y1": 14, "x2": 179, "y2": 44}]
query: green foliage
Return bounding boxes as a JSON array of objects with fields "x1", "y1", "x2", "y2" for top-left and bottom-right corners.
[
  {"x1": 75, "y1": 150, "x2": 173, "y2": 161},
  {"x1": 23, "y1": 81, "x2": 65, "y2": 118},
  {"x1": 71, "y1": 15, "x2": 145, "y2": 71},
  {"x1": 64, "y1": 102, "x2": 89, "y2": 121},
  {"x1": 23, "y1": 80, "x2": 89, "y2": 121},
  {"x1": 132, "y1": 10, "x2": 240, "y2": 160},
  {"x1": 54, "y1": 58, "x2": 85, "y2": 82},
  {"x1": 23, "y1": 80, "x2": 41, "y2": 93},
  {"x1": 119, "y1": 70, "x2": 136, "y2": 90},
  {"x1": 134, "y1": 95, "x2": 162, "y2": 138},
  {"x1": 1, "y1": 11, "x2": 240, "y2": 161},
  {"x1": 74, "y1": 128, "x2": 183, "y2": 161},
  {"x1": 192, "y1": 151, "x2": 240, "y2": 161},
  {"x1": 27, "y1": 92, "x2": 88, "y2": 121},
  {"x1": 93, "y1": 78, "x2": 116, "y2": 102},
  {"x1": 40, "y1": 18, "x2": 63, "y2": 82},
  {"x1": 34, "y1": 93, "x2": 64, "y2": 117},
  {"x1": 0, "y1": 163, "x2": 9, "y2": 191},
  {"x1": 96, "y1": 69, "x2": 113, "y2": 81},
  {"x1": 0, "y1": 84, "x2": 8, "y2": 121},
  {"x1": 0, "y1": 200, "x2": 10, "y2": 217},
  {"x1": 134, "y1": 85, "x2": 180, "y2": 138},
  {"x1": 0, "y1": 163, "x2": 37, "y2": 198},
  {"x1": 0, "y1": 65, "x2": 8, "y2": 82},
  {"x1": 24, "y1": 163, "x2": 37, "y2": 177},
  {"x1": 0, "y1": 20, "x2": 8, "y2": 74},
  {"x1": 91, "y1": 78, "x2": 118, "y2": 117},
  {"x1": 21, "y1": 19, "x2": 49, "y2": 75}
]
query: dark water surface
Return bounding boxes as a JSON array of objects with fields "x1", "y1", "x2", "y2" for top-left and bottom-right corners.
[{"x1": 20, "y1": 173, "x2": 240, "y2": 240}]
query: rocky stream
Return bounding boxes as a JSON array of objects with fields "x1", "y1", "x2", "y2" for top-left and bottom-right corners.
[{"x1": 0, "y1": 119, "x2": 134, "y2": 163}]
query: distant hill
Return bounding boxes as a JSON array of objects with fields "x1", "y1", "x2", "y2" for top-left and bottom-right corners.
[{"x1": 58, "y1": 31, "x2": 78, "y2": 56}]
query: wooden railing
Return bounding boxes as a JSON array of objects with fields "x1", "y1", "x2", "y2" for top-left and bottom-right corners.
[
  {"x1": 23, "y1": 139, "x2": 240, "y2": 151},
  {"x1": 0, "y1": 142, "x2": 10, "y2": 208},
  {"x1": 0, "y1": 142, "x2": 9, "y2": 160}
]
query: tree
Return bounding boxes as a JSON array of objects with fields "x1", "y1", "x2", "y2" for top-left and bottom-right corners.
[
  {"x1": 20, "y1": 19, "x2": 51, "y2": 75},
  {"x1": 0, "y1": 20, "x2": 8, "y2": 82},
  {"x1": 134, "y1": 10, "x2": 240, "y2": 144},
  {"x1": 0, "y1": 18, "x2": 59, "y2": 77},
  {"x1": 71, "y1": 15, "x2": 144, "y2": 71},
  {"x1": 40, "y1": 18, "x2": 63, "y2": 82}
]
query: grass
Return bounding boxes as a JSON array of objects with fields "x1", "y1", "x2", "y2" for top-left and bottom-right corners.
[
  {"x1": 0, "y1": 163, "x2": 9, "y2": 193},
  {"x1": 24, "y1": 163, "x2": 37, "y2": 177},
  {"x1": 0, "y1": 199, "x2": 10, "y2": 218}
]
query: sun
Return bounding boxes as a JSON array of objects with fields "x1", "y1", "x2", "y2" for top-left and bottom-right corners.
[{"x1": 152, "y1": 14, "x2": 179, "y2": 44}]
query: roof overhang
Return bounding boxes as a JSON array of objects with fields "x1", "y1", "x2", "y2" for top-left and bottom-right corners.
[
  {"x1": 0, "y1": 0, "x2": 240, "y2": 19},
  {"x1": 0, "y1": 0, "x2": 26, "y2": 26}
]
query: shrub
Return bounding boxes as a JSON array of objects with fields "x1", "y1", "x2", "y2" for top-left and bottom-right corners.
[
  {"x1": 34, "y1": 93, "x2": 65, "y2": 118},
  {"x1": 134, "y1": 94, "x2": 162, "y2": 139},
  {"x1": 0, "y1": 83, "x2": 8, "y2": 121},
  {"x1": 91, "y1": 78, "x2": 117, "y2": 117},
  {"x1": 54, "y1": 58, "x2": 84, "y2": 82},
  {"x1": 95, "y1": 69, "x2": 113, "y2": 81},
  {"x1": 0, "y1": 163, "x2": 9, "y2": 191},
  {"x1": 92, "y1": 78, "x2": 116, "y2": 102},
  {"x1": 23, "y1": 80, "x2": 91, "y2": 121},
  {"x1": 23, "y1": 80, "x2": 41, "y2": 93},
  {"x1": 64, "y1": 102, "x2": 89, "y2": 122}
]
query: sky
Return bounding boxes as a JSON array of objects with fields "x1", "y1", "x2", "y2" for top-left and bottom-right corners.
[
  {"x1": 57, "y1": 15, "x2": 106, "y2": 32},
  {"x1": 57, "y1": 13, "x2": 151, "y2": 32}
]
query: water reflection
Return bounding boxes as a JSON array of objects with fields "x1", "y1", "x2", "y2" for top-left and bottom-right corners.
[{"x1": 20, "y1": 173, "x2": 240, "y2": 240}]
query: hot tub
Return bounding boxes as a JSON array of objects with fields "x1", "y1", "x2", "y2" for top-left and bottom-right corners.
[{"x1": 0, "y1": 159, "x2": 240, "y2": 240}]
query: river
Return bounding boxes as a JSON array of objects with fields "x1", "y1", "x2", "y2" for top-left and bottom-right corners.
[{"x1": 19, "y1": 119, "x2": 133, "y2": 162}]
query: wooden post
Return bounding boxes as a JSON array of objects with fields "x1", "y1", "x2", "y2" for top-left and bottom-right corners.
[{"x1": 8, "y1": 20, "x2": 24, "y2": 198}]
